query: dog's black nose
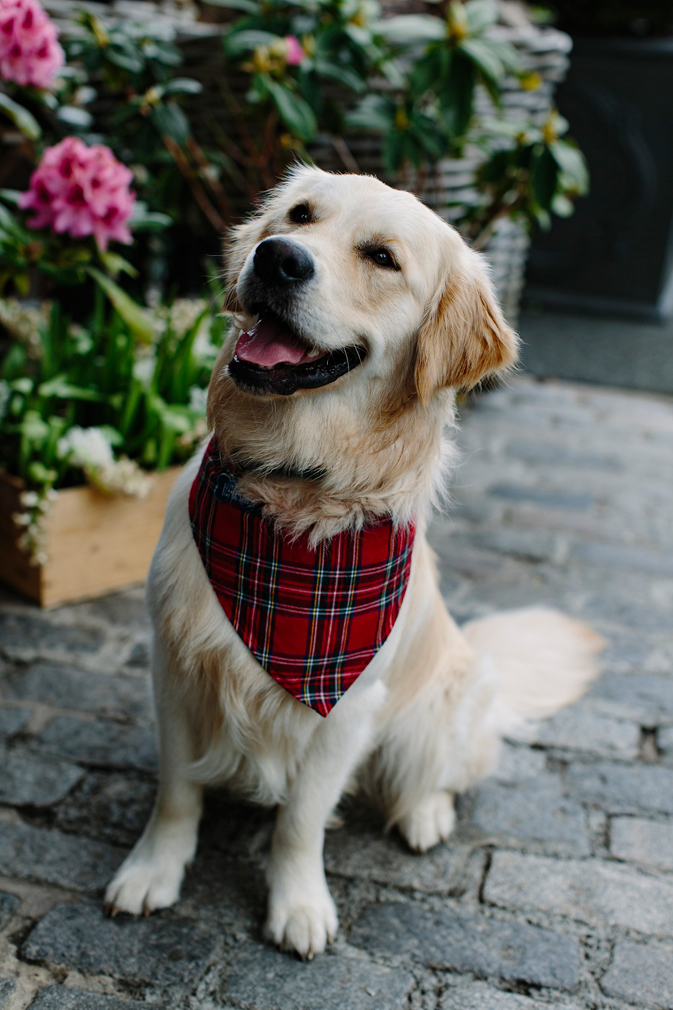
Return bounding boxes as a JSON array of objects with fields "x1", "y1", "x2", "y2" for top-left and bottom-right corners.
[{"x1": 253, "y1": 237, "x2": 314, "y2": 286}]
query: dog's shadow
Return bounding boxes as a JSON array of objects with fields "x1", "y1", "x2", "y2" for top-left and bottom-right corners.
[{"x1": 182, "y1": 789, "x2": 473, "y2": 938}]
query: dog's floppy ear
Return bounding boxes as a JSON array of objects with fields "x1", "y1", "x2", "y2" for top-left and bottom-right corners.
[{"x1": 414, "y1": 247, "x2": 519, "y2": 404}]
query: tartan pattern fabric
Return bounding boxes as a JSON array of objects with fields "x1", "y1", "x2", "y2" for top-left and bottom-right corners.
[{"x1": 189, "y1": 438, "x2": 416, "y2": 717}]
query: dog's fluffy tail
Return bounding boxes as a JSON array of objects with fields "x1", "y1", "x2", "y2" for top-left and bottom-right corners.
[{"x1": 462, "y1": 607, "x2": 605, "y2": 733}]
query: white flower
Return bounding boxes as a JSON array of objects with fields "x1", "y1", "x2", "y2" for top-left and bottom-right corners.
[
  {"x1": 57, "y1": 426, "x2": 114, "y2": 469},
  {"x1": 0, "y1": 298, "x2": 51, "y2": 359},
  {"x1": 170, "y1": 298, "x2": 208, "y2": 336},
  {"x1": 20, "y1": 491, "x2": 39, "y2": 508},
  {"x1": 193, "y1": 318, "x2": 219, "y2": 360},
  {"x1": 133, "y1": 354, "x2": 156, "y2": 385},
  {"x1": 56, "y1": 426, "x2": 151, "y2": 501},
  {"x1": 177, "y1": 416, "x2": 208, "y2": 451},
  {"x1": 188, "y1": 385, "x2": 208, "y2": 415},
  {"x1": 91, "y1": 458, "x2": 152, "y2": 499}
]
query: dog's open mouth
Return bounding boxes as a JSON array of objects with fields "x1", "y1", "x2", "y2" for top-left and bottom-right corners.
[{"x1": 228, "y1": 316, "x2": 365, "y2": 396}]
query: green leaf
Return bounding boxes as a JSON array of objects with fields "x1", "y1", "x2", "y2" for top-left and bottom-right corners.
[
  {"x1": 56, "y1": 105, "x2": 94, "y2": 128},
  {"x1": 28, "y1": 461, "x2": 57, "y2": 485},
  {"x1": 550, "y1": 141, "x2": 590, "y2": 194},
  {"x1": 532, "y1": 146, "x2": 559, "y2": 209},
  {"x1": 534, "y1": 206, "x2": 552, "y2": 230},
  {"x1": 1, "y1": 344, "x2": 27, "y2": 382},
  {"x1": 148, "y1": 43, "x2": 182, "y2": 67},
  {"x1": 162, "y1": 78, "x2": 203, "y2": 96},
  {"x1": 224, "y1": 30, "x2": 280, "y2": 58},
  {"x1": 465, "y1": 0, "x2": 499, "y2": 33},
  {"x1": 0, "y1": 93, "x2": 41, "y2": 140},
  {"x1": 87, "y1": 268, "x2": 154, "y2": 344},
  {"x1": 37, "y1": 375, "x2": 107, "y2": 401},
  {"x1": 380, "y1": 14, "x2": 445, "y2": 45},
  {"x1": 106, "y1": 45, "x2": 145, "y2": 73},
  {"x1": 383, "y1": 129, "x2": 406, "y2": 172},
  {"x1": 100, "y1": 425, "x2": 123, "y2": 446},
  {"x1": 265, "y1": 78, "x2": 317, "y2": 141},
  {"x1": 151, "y1": 102, "x2": 191, "y2": 144},
  {"x1": 484, "y1": 38, "x2": 521, "y2": 73},
  {"x1": 99, "y1": 251, "x2": 138, "y2": 278},
  {"x1": 0, "y1": 189, "x2": 22, "y2": 206},
  {"x1": 313, "y1": 59, "x2": 365, "y2": 95},
  {"x1": 346, "y1": 95, "x2": 393, "y2": 132},
  {"x1": 131, "y1": 211, "x2": 172, "y2": 233},
  {"x1": 129, "y1": 200, "x2": 172, "y2": 233},
  {"x1": 551, "y1": 194, "x2": 575, "y2": 217},
  {"x1": 461, "y1": 38, "x2": 506, "y2": 85},
  {"x1": 441, "y1": 51, "x2": 476, "y2": 138},
  {"x1": 202, "y1": 0, "x2": 258, "y2": 9}
]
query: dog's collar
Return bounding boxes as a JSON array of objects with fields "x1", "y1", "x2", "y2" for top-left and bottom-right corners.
[{"x1": 230, "y1": 449, "x2": 326, "y2": 483}]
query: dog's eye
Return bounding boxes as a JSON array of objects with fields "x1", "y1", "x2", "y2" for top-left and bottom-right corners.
[
  {"x1": 366, "y1": 247, "x2": 398, "y2": 270},
  {"x1": 289, "y1": 203, "x2": 311, "y2": 225}
]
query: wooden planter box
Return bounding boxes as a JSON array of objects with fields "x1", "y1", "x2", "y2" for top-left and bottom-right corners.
[{"x1": 0, "y1": 468, "x2": 180, "y2": 608}]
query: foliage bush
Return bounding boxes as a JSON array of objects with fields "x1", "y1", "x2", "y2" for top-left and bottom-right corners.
[
  {"x1": 0, "y1": 284, "x2": 226, "y2": 560},
  {"x1": 0, "y1": 0, "x2": 589, "y2": 563}
]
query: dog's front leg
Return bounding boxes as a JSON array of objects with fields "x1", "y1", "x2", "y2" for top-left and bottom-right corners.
[
  {"x1": 264, "y1": 680, "x2": 386, "y2": 959},
  {"x1": 105, "y1": 635, "x2": 203, "y2": 916}
]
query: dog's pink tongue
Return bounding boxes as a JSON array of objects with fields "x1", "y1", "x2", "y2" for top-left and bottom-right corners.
[{"x1": 235, "y1": 317, "x2": 306, "y2": 369}]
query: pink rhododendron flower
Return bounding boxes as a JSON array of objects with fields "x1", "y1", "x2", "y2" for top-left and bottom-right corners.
[
  {"x1": 19, "y1": 137, "x2": 136, "y2": 251},
  {"x1": 0, "y1": 0, "x2": 64, "y2": 89},
  {"x1": 285, "y1": 35, "x2": 304, "y2": 66}
]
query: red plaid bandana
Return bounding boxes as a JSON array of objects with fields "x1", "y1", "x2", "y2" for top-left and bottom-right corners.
[{"x1": 189, "y1": 438, "x2": 416, "y2": 717}]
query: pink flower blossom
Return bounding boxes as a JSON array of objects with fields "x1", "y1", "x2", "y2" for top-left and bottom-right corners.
[
  {"x1": 19, "y1": 137, "x2": 136, "y2": 251},
  {"x1": 284, "y1": 34, "x2": 304, "y2": 66},
  {"x1": 0, "y1": 0, "x2": 64, "y2": 89}
]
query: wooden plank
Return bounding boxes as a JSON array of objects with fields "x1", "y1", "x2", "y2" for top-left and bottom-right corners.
[
  {"x1": 41, "y1": 468, "x2": 181, "y2": 607},
  {"x1": 0, "y1": 468, "x2": 181, "y2": 608}
]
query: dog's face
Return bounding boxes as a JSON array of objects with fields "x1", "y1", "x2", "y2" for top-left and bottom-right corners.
[{"x1": 223, "y1": 166, "x2": 518, "y2": 404}]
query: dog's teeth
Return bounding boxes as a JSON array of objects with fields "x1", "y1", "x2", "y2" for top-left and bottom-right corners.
[{"x1": 306, "y1": 349, "x2": 323, "y2": 359}]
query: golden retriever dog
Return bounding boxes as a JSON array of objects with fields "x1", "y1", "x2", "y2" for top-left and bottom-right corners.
[{"x1": 105, "y1": 166, "x2": 603, "y2": 959}]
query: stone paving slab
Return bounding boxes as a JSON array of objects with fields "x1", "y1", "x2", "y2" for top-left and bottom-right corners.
[
  {"x1": 350, "y1": 901, "x2": 581, "y2": 989},
  {"x1": 1, "y1": 376, "x2": 672, "y2": 1009},
  {"x1": 600, "y1": 942, "x2": 673, "y2": 1009},
  {"x1": 220, "y1": 944, "x2": 416, "y2": 1010},
  {"x1": 0, "y1": 981, "x2": 16, "y2": 1010},
  {"x1": 0, "y1": 821, "x2": 124, "y2": 893},
  {"x1": 23, "y1": 902, "x2": 222, "y2": 991},
  {"x1": 34, "y1": 716, "x2": 157, "y2": 774},
  {"x1": 484, "y1": 852, "x2": 673, "y2": 936},
  {"x1": 439, "y1": 983, "x2": 583, "y2": 1010},
  {"x1": 0, "y1": 747, "x2": 84, "y2": 808},
  {"x1": 0, "y1": 892, "x2": 19, "y2": 930},
  {"x1": 609, "y1": 817, "x2": 673, "y2": 873},
  {"x1": 28, "y1": 988, "x2": 162, "y2": 1010},
  {"x1": 467, "y1": 773, "x2": 591, "y2": 855}
]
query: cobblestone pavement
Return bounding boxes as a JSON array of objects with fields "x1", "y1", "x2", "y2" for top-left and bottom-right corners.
[{"x1": 1, "y1": 375, "x2": 673, "y2": 1010}]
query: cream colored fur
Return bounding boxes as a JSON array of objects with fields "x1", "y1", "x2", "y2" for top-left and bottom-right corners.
[{"x1": 106, "y1": 167, "x2": 603, "y2": 958}]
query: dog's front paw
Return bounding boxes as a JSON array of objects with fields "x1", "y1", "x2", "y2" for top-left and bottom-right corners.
[
  {"x1": 264, "y1": 882, "x2": 338, "y2": 960},
  {"x1": 105, "y1": 843, "x2": 187, "y2": 917},
  {"x1": 397, "y1": 790, "x2": 455, "y2": 853}
]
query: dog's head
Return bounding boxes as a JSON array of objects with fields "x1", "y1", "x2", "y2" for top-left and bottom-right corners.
[{"x1": 221, "y1": 165, "x2": 518, "y2": 405}]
